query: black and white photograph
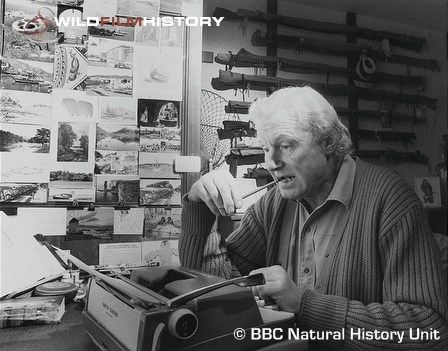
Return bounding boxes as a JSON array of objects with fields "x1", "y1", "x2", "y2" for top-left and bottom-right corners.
[
  {"x1": 1, "y1": 90, "x2": 52, "y2": 125},
  {"x1": 85, "y1": 66, "x2": 133, "y2": 97},
  {"x1": 114, "y1": 208, "x2": 145, "y2": 235},
  {"x1": 143, "y1": 207, "x2": 181, "y2": 240},
  {"x1": 88, "y1": 23, "x2": 135, "y2": 42},
  {"x1": 116, "y1": 0, "x2": 159, "y2": 19},
  {"x1": 141, "y1": 239, "x2": 180, "y2": 266},
  {"x1": 139, "y1": 127, "x2": 161, "y2": 152},
  {"x1": 137, "y1": 98, "x2": 180, "y2": 127},
  {"x1": 134, "y1": 25, "x2": 160, "y2": 47},
  {"x1": 139, "y1": 152, "x2": 178, "y2": 178},
  {"x1": 95, "y1": 175, "x2": 139, "y2": 204},
  {"x1": 57, "y1": 6, "x2": 88, "y2": 46},
  {"x1": 87, "y1": 37, "x2": 133, "y2": 70},
  {"x1": 100, "y1": 97, "x2": 137, "y2": 124},
  {"x1": 53, "y1": 45, "x2": 88, "y2": 90},
  {"x1": 82, "y1": 0, "x2": 116, "y2": 19},
  {"x1": 94, "y1": 150, "x2": 138, "y2": 175},
  {"x1": 56, "y1": 122, "x2": 89, "y2": 162},
  {"x1": 49, "y1": 164, "x2": 94, "y2": 202},
  {"x1": 1, "y1": 153, "x2": 50, "y2": 183},
  {"x1": 160, "y1": 127, "x2": 181, "y2": 153},
  {"x1": 96, "y1": 124, "x2": 139, "y2": 151},
  {"x1": 139, "y1": 179, "x2": 181, "y2": 205},
  {"x1": 0, "y1": 123, "x2": 50, "y2": 153},
  {"x1": 0, "y1": 182, "x2": 48, "y2": 203},
  {"x1": 52, "y1": 89, "x2": 99, "y2": 121},
  {"x1": 66, "y1": 207, "x2": 114, "y2": 239}
]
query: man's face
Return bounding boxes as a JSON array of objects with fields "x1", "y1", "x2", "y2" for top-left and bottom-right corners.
[{"x1": 261, "y1": 129, "x2": 328, "y2": 201}]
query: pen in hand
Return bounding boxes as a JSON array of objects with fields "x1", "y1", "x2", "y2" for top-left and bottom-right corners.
[{"x1": 241, "y1": 179, "x2": 280, "y2": 199}]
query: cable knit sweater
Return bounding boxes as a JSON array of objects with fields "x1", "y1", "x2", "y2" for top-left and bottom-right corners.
[{"x1": 179, "y1": 158, "x2": 447, "y2": 350}]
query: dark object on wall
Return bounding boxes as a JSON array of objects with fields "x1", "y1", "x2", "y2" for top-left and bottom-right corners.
[
  {"x1": 211, "y1": 70, "x2": 438, "y2": 110},
  {"x1": 356, "y1": 129, "x2": 416, "y2": 143},
  {"x1": 251, "y1": 30, "x2": 439, "y2": 71},
  {"x1": 354, "y1": 150, "x2": 429, "y2": 164},
  {"x1": 213, "y1": 7, "x2": 426, "y2": 52},
  {"x1": 215, "y1": 49, "x2": 425, "y2": 87},
  {"x1": 217, "y1": 120, "x2": 256, "y2": 140}
]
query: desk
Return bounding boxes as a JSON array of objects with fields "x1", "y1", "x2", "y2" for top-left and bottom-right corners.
[{"x1": 0, "y1": 302, "x2": 97, "y2": 351}]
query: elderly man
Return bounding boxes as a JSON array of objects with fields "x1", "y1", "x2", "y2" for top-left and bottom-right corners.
[{"x1": 179, "y1": 87, "x2": 447, "y2": 350}]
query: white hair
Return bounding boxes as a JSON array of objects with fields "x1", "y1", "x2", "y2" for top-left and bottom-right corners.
[{"x1": 249, "y1": 86, "x2": 353, "y2": 157}]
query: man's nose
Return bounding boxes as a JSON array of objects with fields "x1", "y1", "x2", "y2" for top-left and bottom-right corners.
[{"x1": 264, "y1": 149, "x2": 283, "y2": 171}]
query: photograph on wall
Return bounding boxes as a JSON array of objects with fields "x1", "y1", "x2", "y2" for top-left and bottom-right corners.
[
  {"x1": 139, "y1": 179, "x2": 181, "y2": 205},
  {"x1": 1, "y1": 90, "x2": 52, "y2": 125},
  {"x1": 137, "y1": 99, "x2": 180, "y2": 127},
  {"x1": 66, "y1": 207, "x2": 114, "y2": 240},
  {"x1": 160, "y1": 25, "x2": 183, "y2": 47},
  {"x1": 0, "y1": 182, "x2": 48, "y2": 203},
  {"x1": 95, "y1": 150, "x2": 138, "y2": 175},
  {"x1": 160, "y1": 127, "x2": 181, "y2": 153},
  {"x1": 95, "y1": 175, "x2": 139, "y2": 204},
  {"x1": 100, "y1": 97, "x2": 137, "y2": 124},
  {"x1": 141, "y1": 240, "x2": 180, "y2": 266},
  {"x1": 0, "y1": 58, "x2": 53, "y2": 94},
  {"x1": 53, "y1": 45, "x2": 88, "y2": 90},
  {"x1": 1, "y1": 153, "x2": 50, "y2": 183},
  {"x1": 96, "y1": 124, "x2": 139, "y2": 151},
  {"x1": 160, "y1": 0, "x2": 181, "y2": 15},
  {"x1": 82, "y1": 0, "x2": 116, "y2": 19},
  {"x1": 3, "y1": 0, "x2": 57, "y2": 63},
  {"x1": 57, "y1": 122, "x2": 90, "y2": 162},
  {"x1": 116, "y1": 0, "x2": 159, "y2": 18},
  {"x1": 49, "y1": 164, "x2": 94, "y2": 203},
  {"x1": 57, "y1": 6, "x2": 88, "y2": 46},
  {"x1": 140, "y1": 127, "x2": 161, "y2": 152},
  {"x1": 85, "y1": 66, "x2": 133, "y2": 97},
  {"x1": 133, "y1": 46, "x2": 182, "y2": 100},
  {"x1": 114, "y1": 208, "x2": 145, "y2": 235},
  {"x1": 0, "y1": 123, "x2": 50, "y2": 154},
  {"x1": 52, "y1": 89, "x2": 99, "y2": 121},
  {"x1": 87, "y1": 37, "x2": 133, "y2": 70},
  {"x1": 88, "y1": 23, "x2": 135, "y2": 43},
  {"x1": 139, "y1": 152, "x2": 179, "y2": 178},
  {"x1": 135, "y1": 25, "x2": 160, "y2": 47},
  {"x1": 143, "y1": 207, "x2": 181, "y2": 240},
  {"x1": 414, "y1": 177, "x2": 442, "y2": 208}
]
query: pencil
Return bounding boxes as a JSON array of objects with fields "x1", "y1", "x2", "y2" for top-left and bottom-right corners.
[{"x1": 242, "y1": 179, "x2": 280, "y2": 199}]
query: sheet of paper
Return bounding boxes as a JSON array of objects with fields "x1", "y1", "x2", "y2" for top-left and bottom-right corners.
[{"x1": 99, "y1": 242, "x2": 142, "y2": 266}]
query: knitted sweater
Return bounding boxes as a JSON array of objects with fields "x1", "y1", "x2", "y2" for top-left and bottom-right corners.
[{"x1": 179, "y1": 158, "x2": 448, "y2": 350}]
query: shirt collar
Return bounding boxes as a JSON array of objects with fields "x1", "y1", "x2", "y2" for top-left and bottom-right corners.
[{"x1": 326, "y1": 154, "x2": 356, "y2": 209}]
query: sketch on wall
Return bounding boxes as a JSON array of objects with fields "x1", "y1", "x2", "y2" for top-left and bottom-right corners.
[{"x1": 1, "y1": 90, "x2": 52, "y2": 125}]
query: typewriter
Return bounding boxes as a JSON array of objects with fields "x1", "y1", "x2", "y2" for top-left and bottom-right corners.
[{"x1": 82, "y1": 266, "x2": 296, "y2": 351}]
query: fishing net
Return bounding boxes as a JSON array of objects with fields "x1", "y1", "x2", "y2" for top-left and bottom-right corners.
[{"x1": 11, "y1": 7, "x2": 58, "y2": 44}]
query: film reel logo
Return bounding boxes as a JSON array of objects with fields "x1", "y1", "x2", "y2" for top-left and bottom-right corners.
[{"x1": 12, "y1": 7, "x2": 58, "y2": 44}]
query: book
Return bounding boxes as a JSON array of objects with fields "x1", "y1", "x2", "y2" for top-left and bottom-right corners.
[{"x1": 0, "y1": 296, "x2": 65, "y2": 328}]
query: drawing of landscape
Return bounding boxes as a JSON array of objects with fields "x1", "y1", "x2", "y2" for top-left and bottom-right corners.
[
  {"x1": 1, "y1": 153, "x2": 50, "y2": 183},
  {"x1": 139, "y1": 179, "x2": 181, "y2": 206},
  {"x1": 52, "y1": 90, "x2": 99, "y2": 120},
  {"x1": 96, "y1": 124, "x2": 139, "y2": 151},
  {"x1": 117, "y1": 0, "x2": 159, "y2": 18},
  {"x1": 139, "y1": 152, "x2": 179, "y2": 178},
  {"x1": 0, "y1": 123, "x2": 50, "y2": 153},
  {"x1": 95, "y1": 150, "x2": 138, "y2": 175},
  {"x1": 57, "y1": 122, "x2": 89, "y2": 162},
  {"x1": 66, "y1": 207, "x2": 114, "y2": 239},
  {"x1": 88, "y1": 37, "x2": 133, "y2": 70},
  {"x1": 86, "y1": 66, "x2": 133, "y2": 97},
  {"x1": 0, "y1": 182, "x2": 48, "y2": 203},
  {"x1": 95, "y1": 175, "x2": 139, "y2": 204},
  {"x1": 0, "y1": 90, "x2": 52, "y2": 124},
  {"x1": 143, "y1": 207, "x2": 181, "y2": 240},
  {"x1": 100, "y1": 97, "x2": 136, "y2": 124}
]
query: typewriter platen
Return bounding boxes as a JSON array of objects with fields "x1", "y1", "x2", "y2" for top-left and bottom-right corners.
[{"x1": 82, "y1": 266, "x2": 296, "y2": 351}]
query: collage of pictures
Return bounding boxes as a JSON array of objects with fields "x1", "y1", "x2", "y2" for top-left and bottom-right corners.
[{"x1": 1, "y1": 0, "x2": 184, "y2": 265}]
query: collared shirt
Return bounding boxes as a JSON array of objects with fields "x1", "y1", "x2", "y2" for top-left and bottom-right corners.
[{"x1": 286, "y1": 155, "x2": 356, "y2": 289}]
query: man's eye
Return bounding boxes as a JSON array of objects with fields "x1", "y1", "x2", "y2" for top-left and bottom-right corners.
[{"x1": 280, "y1": 144, "x2": 291, "y2": 150}]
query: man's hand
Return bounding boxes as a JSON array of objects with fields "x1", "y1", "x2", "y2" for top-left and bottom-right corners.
[
  {"x1": 188, "y1": 169, "x2": 243, "y2": 216},
  {"x1": 250, "y1": 265, "x2": 302, "y2": 314}
]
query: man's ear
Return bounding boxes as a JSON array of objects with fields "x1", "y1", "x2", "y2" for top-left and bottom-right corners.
[{"x1": 323, "y1": 137, "x2": 337, "y2": 160}]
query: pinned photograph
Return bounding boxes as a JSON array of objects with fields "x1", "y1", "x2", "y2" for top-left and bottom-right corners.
[
  {"x1": 414, "y1": 177, "x2": 442, "y2": 208},
  {"x1": 139, "y1": 152, "x2": 179, "y2": 178},
  {"x1": 53, "y1": 45, "x2": 88, "y2": 90},
  {"x1": 82, "y1": 0, "x2": 117, "y2": 19},
  {"x1": 140, "y1": 127, "x2": 161, "y2": 152},
  {"x1": 89, "y1": 23, "x2": 135, "y2": 42},
  {"x1": 135, "y1": 25, "x2": 160, "y2": 47},
  {"x1": 0, "y1": 123, "x2": 50, "y2": 153},
  {"x1": 1, "y1": 153, "x2": 50, "y2": 183},
  {"x1": 66, "y1": 207, "x2": 114, "y2": 240},
  {"x1": 160, "y1": 0, "x2": 181, "y2": 15},
  {"x1": 96, "y1": 124, "x2": 139, "y2": 151},
  {"x1": 57, "y1": 122, "x2": 90, "y2": 162},
  {"x1": 57, "y1": 6, "x2": 88, "y2": 46},
  {"x1": 142, "y1": 240, "x2": 180, "y2": 267},
  {"x1": 87, "y1": 37, "x2": 133, "y2": 70},
  {"x1": 137, "y1": 99, "x2": 180, "y2": 127},
  {"x1": 1, "y1": 90, "x2": 52, "y2": 125},
  {"x1": 139, "y1": 179, "x2": 181, "y2": 206},
  {"x1": 95, "y1": 150, "x2": 138, "y2": 175},
  {"x1": 160, "y1": 127, "x2": 181, "y2": 153},
  {"x1": 0, "y1": 182, "x2": 48, "y2": 203},
  {"x1": 114, "y1": 208, "x2": 145, "y2": 235},
  {"x1": 86, "y1": 66, "x2": 133, "y2": 97},
  {"x1": 100, "y1": 97, "x2": 137, "y2": 124},
  {"x1": 116, "y1": 0, "x2": 159, "y2": 18},
  {"x1": 0, "y1": 58, "x2": 53, "y2": 94},
  {"x1": 49, "y1": 164, "x2": 94, "y2": 202},
  {"x1": 95, "y1": 175, "x2": 139, "y2": 204},
  {"x1": 160, "y1": 25, "x2": 183, "y2": 47},
  {"x1": 52, "y1": 89, "x2": 99, "y2": 121},
  {"x1": 3, "y1": 0, "x2": 57, "y2": 62},
  {"x1": 143, "y1": 207, "x2": 181, "y2": 240},
  {"x1": 133, "y1": 46, "x2": 182, "y2": 100}
]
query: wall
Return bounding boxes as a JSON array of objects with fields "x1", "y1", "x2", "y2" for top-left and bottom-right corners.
[{"x1": 201, "y1": 0, "x2": 448, "y2": 188}]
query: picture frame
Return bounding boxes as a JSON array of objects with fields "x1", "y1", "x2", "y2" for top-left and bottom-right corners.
[{"x1": 414, "y1": 177, "x2": 442, "y2": 208}]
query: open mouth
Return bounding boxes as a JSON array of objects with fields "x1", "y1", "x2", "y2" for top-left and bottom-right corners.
[{"x1": 277, "y1": 176, "x2": 295, "y2": 183}]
